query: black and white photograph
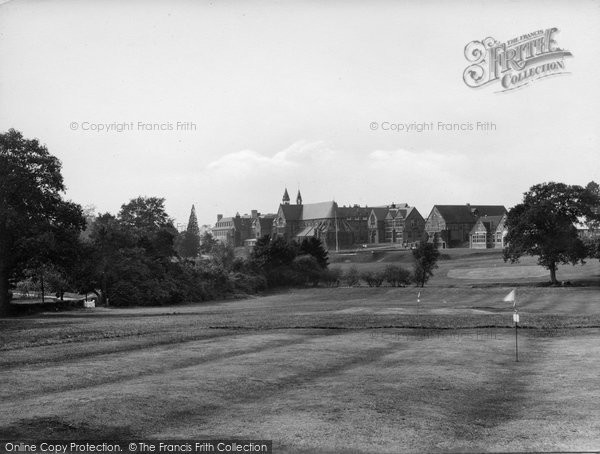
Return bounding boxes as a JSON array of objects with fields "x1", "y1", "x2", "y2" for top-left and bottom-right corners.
[{"x1": 1, "y1": 0, "x2": 599, "y2": 452}]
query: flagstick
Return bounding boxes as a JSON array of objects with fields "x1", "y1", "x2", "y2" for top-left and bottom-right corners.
[
  {"x1": 515, "y1": 318, "x2": 518, "y2": 362},
  {"x1": 515, "y1": 290, "x2": 518, "y2": 362}
]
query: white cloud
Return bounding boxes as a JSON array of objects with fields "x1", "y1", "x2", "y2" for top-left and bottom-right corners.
[{"x1": 194, "y1": 142, "x2": 484, "y2": 223}]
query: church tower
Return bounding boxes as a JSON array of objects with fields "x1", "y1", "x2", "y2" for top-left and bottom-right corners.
[
  {"x1": 282, "y1": 188, "x2": 290, "y2": 205},
  {"x1": 296, "y1": 190, "x2": 303, "y2": 205}
]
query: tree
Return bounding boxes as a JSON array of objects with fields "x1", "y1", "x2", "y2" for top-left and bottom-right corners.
[
  {"x1": 412, "y1": 235, "x2": 440, "y2": 287},
  {"x1": 0, "y1": 129, "x2": 85, "y2": 315},
  {"x1": 180, "y1": 205, "x2": 201, "y2": 258},
  {"x1": 293, "y1": 255, "x2": 322, "y2": 287},
  {"x1": 73, "y1": 197, "x2": 181, "y2": 307},
  {"x1": 249, "y1": 235, "x2": 299, "y2": 286},
  {"x1": 118, "y1": 196, "x2": 172, "y2": 232},
  {"x1": 503, "y1": 182, "x2": 600, "y2": 284},
  {"x1": 583, "y1": 181, "x2": 600, "y2": 259},
  {"x1": 199, "y1": 231, "x2": 218, "y2": 254},
  {"x1": 118, "y1": 196, "x2": 177, "y2": 259},
  {"x1": 299, "y1": 237, "x2": 329, "y2": 269}
]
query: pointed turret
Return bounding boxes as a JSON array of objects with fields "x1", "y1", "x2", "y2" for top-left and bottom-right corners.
[
  {"x1": 282, "y1": 188, "x2": 290, "y2": 205},
  {"x1": 296, "y1": 190, "x2": 302, "y2": 205}
]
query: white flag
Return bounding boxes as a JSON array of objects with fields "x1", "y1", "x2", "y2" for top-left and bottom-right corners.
[{"x1": 503, "y1": 289, "x2": 516, "y2": 308}]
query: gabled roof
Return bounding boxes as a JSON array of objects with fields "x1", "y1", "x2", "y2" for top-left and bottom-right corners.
[
  {"x1": 386, "y1": 206, "x2": 412, "y2": 220},
  {"x1": 254, "y1": 216, "x2": 275, "y2": 231},
  {"x1": 432, "y1": 205, "x2": 476, "y2": 223},
  {"x1": 278, "y1": 201, "x2": 337, "y2": 221},
  {"x1": 471, "y1": 205, "x2": 507, "y2": 217},
  {"x1": 336, "y1": 205, "x2": 370, "y2": 218},
  {"x1": 403, "y1": 206, "x2": 417, "y2": 218},
  {"x1": 470, "y1": 215, "x2": 505, "y2": 234},
  {"x1": 278, "y1": 204, "x2": 303, "y2": 221},
  {"x1": 396, "y1": 208, "x2": 411, "y2": 219},
  {"x1": 432, "y1": 205, "x2": 506, "y2": 224},
  {"x1": 369, "y1": 207, "x2": 389, "y2": 220},
  {"x1": 302, "y1": 201, "x2": 336, "y2": 220}
]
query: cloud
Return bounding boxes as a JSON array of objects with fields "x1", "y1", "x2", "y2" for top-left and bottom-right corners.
[
  {"x1": 195, "y1": 141, "x2": 481, "y2": 223},
  {"x1": 205, "y1": 140, "x2": 335, "y2": 176}
]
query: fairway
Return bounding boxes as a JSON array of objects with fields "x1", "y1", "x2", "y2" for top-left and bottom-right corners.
[
  {"x1": 447, "y1": 265, "x2": 549, "y2": 279},
  {"x1": 1, "y1": 286, "x2": 600, "y2": 453}
]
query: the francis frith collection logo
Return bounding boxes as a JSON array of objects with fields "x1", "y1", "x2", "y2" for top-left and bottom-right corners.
[{"x1": 463, "y1": 28, "x2": 572, "y2": 92}]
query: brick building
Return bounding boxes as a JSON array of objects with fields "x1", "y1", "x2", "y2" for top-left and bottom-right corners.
[
  {"x1": 213, "y1": 210, "x2": 274, "y2": 247},
  {"x1": 367, "y1": 204, "x2": 425, "y2": 245},
  {"x1": 469, "y1": 213, "x2": 507, "y2": 249},
  {"x1": 425, "y1": 204, "x2": 507, "y2": 248},
  {"x1": 272, "y1": 189, "x2": 364, "y2": 250}
]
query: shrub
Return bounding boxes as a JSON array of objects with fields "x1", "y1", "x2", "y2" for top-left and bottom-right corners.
[
  {"x1": 292, "y1": 255, "x2": 322, "y2": 287},
  {"x1": 321, "y1": 267, "x2": 342, "y2": 287},
  {"x1": 382, "y1": 264, "x2": 412, "y2": 287},
  {"x1": 344, "y1": 266, "x2": 360, "y2": 287},
  {"x1": 229, "y1": 272, "x2": 268, "y2": 294},
  {"x1": 361, "y1": 270, "x2": 384, "y2": 287}
]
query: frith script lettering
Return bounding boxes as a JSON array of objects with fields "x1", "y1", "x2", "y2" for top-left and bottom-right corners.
[{"x1": 463, "y1": 28, "x2": 573, "y2": 92}]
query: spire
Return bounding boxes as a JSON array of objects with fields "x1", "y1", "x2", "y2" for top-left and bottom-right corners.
[
  {"x1": 282, "y1": 188, "x2": 290, "y2": 205},
  {"x1": 296, "y1": 189, "x2": 302, "y2": 205}
]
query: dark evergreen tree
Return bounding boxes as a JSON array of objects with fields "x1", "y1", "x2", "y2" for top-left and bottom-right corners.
[
  {"x1": 180, "y1": 205, "x2": 201, "y2": 258},
  {"x1": 299, "y1": 237, "x2": 329, "y2": 269}
]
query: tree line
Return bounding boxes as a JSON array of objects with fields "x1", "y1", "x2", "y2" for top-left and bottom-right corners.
[{"x1": 1, "y1": 129, "x2": 599, "y2": 315}]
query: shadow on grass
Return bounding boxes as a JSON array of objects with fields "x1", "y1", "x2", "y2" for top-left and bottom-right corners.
[{"x1": 0, "y1": 416, "x2": 136, "y2": 439}]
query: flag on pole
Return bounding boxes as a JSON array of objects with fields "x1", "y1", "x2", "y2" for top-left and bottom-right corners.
[{"x1": 503, "y1": 288, "x2": 516, "y2": 309}]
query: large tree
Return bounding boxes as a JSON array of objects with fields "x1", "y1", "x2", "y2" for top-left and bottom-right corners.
[
  {"x1": 180, "y1": 204, "x2": 201, "y2": 258},
  {"x1": 503, "y1": 181, "x2": 600, "y2": 284},
  {"x1": 75, "y1": 197, "x2": 191, "y2": 306},
  {"x1": 0, "y1": 129, "x2": 85, "y2": 315}
]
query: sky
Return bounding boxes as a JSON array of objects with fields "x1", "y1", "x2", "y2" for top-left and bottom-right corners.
[{"x1": 1, "y1": 0, "x2": 598, "y2": 228}]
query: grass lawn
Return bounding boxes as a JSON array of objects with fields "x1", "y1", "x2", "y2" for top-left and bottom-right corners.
[
  {"x1": 1, "y1": 276, "x2": 600, "y2": 452},
  {"x1": 330, "y1": 248, "x2": 600, "y2": 287}
]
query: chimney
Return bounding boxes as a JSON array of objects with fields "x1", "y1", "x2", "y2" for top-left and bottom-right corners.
[{"x1": 217, "y1": 214, "x2": 223, "y2": 221}]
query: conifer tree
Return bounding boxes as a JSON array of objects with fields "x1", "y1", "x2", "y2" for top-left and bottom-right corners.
[{"x1": 180, "y1": 205, "x2": 201, "y2": 258}]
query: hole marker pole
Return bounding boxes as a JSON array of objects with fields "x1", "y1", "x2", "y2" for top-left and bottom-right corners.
[
  {"x1": 515, "y1": 318, "x2": 518, "y2": 362},
  {"x1": 513, "y1": 311, "x2": 520, "y2": 362}
]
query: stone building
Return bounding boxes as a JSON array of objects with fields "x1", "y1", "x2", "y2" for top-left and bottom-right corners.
[
  {"x1": 469, "y1": 213, "x2": 507, "y2": 249},
  {"x1": 212, "y1": 213, "x2": 250, "y2": 246},
  {"x1": 367, "y1": 207, "x2": 389, "y2": 244},
  {"x1": 272, "y1": 189, "x2": 362, "y2": 250},
  {"x1": 425, "y1": 204, "x2": 507, "y2": 248},
  {"x1": 213, "y1": 210, "x2": 274, "y2": 247},
  {"x1": 367, "y1": 204, "x2": 425, "y2": 245},
  {"x1": 384, "y1": 204, "x2": 425, "y2": 245}
]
